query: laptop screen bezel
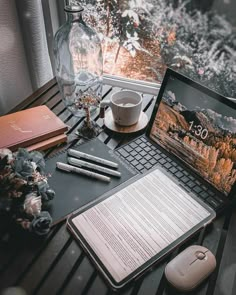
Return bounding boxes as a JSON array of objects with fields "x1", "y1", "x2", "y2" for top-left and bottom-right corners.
[{"x1": 145, "y1": 68, "x2": 236, "y2": 198}]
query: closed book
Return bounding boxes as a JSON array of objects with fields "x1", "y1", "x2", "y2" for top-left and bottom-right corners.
[
  {"x1": 26, "y1": 134, "x2": 67, "y2": 152},
  {"x1": 0, "y1": 106, "x2": 68, "y2": 151}
]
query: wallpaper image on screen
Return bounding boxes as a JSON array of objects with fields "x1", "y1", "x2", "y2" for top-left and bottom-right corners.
[{"x1": 150, "y1": 78, "x2": 236, "y2": 195}]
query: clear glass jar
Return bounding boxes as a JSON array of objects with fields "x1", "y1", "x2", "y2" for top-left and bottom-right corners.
[{"x1": 53, "y1": 4, "x2": 103, "y2": 117}]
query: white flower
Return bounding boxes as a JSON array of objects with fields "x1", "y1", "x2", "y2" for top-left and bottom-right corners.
[
  {"x1": 0, "y1": 148, "x2": 13, "y2": 163},
  {"x1": 130, "y1": 0, "x2": 153, "y2": 11},
  {"x1": 123, "y1": 32, "x2": 143, "y2": 57},
  {"x1": 122, "y1": 10, "x2": 139, "y2": 26},
  {"x1": 24, "y1": 193, "x2": 42, "y2": 216},
  {"x1": 31, "y1": 161, "x2": 37, "y2": 172}
]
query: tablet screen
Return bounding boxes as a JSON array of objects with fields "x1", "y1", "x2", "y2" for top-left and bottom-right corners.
[{"x1": 68, "y1": 167, "x2": 215, "y2": 288}]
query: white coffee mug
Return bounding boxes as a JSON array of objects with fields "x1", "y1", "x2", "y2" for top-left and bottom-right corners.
[{"x1": 100, "y1": 90, "x2": 142, "y2": 126}]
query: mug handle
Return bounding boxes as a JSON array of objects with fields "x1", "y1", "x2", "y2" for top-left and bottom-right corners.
[{"x1": 99, "y1": 100, "x2": 111, "y2": 119}]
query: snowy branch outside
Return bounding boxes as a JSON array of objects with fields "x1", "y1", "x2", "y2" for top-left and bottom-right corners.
[{"x1": 78, "y1": 0, "x2": 236, "y2": 98}]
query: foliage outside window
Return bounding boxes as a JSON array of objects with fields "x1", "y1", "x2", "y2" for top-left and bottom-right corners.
[{"x1": 75, "y1": 0, "x2": 236, "y2": 98}]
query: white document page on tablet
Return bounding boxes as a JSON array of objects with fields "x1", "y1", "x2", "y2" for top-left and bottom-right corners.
[{"x1": 72, "y1": 168, "x2": 211, "y2": 283}]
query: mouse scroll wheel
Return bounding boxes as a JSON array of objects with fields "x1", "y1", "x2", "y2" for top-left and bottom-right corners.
[{"x1": 195, "y1": 251, "x2": 206, "y2": 260}]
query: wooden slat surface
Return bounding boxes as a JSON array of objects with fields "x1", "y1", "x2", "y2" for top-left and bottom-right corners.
[{"x1": 1, "y1": 79, "x2": 236, "y2": 295}]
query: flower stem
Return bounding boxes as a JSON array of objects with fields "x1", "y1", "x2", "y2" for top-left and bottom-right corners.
[{"x1": 85, "y1": 107, "x2": 91, "y2": 128}]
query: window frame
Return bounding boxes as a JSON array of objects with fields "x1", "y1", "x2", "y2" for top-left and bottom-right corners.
[{"x1": 42, "y1": 0, "x2": 236, "y2": 101}]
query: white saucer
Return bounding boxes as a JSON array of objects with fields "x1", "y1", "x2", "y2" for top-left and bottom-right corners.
[{"x1": 104, "y1": 110, "x2": 149, "y2": 134}]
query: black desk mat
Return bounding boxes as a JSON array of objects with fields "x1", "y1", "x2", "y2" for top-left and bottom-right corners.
[{"x1": 45, "y1": 138, "x2": 137, "y2": 224}]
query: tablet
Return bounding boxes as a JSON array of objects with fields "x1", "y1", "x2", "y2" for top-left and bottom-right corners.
[{"x1": 67, "y1": 167, "x2": 216, "y2": 289}]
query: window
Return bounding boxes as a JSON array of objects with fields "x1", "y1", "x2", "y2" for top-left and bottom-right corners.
[{"x1": 52, "y1": 0, "x2": 236, "y2": 98}]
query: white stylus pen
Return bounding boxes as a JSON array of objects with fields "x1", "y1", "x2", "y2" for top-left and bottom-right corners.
[
  {"x1": 68, "y1": 157, "x2": 121, "y2": 178},
  {"x1": 56, "y1": 162, "x2": 111, "y2": 183},
  {"x1": 67, "y1": 149, "x2": 118, "y2": 169}
]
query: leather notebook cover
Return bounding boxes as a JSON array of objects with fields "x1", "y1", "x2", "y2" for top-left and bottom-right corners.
[
  {"x1": 45, "y1": 138, "x2": 138, "y2": 224},
  {"x1": 0, "y1": 105, "x2": 68, "y2": 151},
  {"x1": 26, "y1": 134, "x2": 67, "y2": 152}
]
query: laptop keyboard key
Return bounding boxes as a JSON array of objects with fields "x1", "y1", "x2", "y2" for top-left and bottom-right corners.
[
  {"x1": 135, "y1": 154, "x2": 142, "y2": 161},
  {"x1": 206, "y1": 197, "x2": 220, "y2": 209},
  {"x1": 214, "y1": 196, "x2": 224, "y2": 204},
  {"x1": 130, "y1": 150, "x2": 138, "y2": 157},
  {"x1": 144, "y1": 146, "x2": 152, "y2": 152},
  {"x1": 199, "y1": 191, "x2": 209, "y2": 200},
  {"x1": 135, "y1": 147, "x2": 142, "y2": 153},
  {"x1": 144, "y1": 154, "x2": 152, "y2": 161},
  {"x1": 164, "y1": 162, "x2": 172, "y2": 169},
  {"x1": 136, "y1": 164, "x2": 144, "y2": 171},
  {"x1": 140, "y1": 150, "x2": 147, "y2": 157},
  {"x1": 135, "y1": 138, "x2": 142, "y2": 144},
  {"x1": 181, "y1": 176, "x2": 189, "y2": 183},
  {"x1": 124, "y1": 145, "x2": 133, "y2": 153},
  {"x1": 170, "y1": 167, "x2": 178, "y2": 174},
  {"x1": 127, "y1": 156, "x2": 135, "y2": 162},
  {"x1": 183, "y1": 170, "x2": 189, "y2": 176},
  {"x1": 187, "y1": 181, "x2": 195, "y2": 188},
  {"x1": 154, "y1": 154, "x2": 162, "y2": 160},
  {"x1": 140, "y1": 143, "x2": 147, "y2": 148},
  {"x1": 208, "y1": 190, "x2": 215, "y2": 197},
  {"x1": 193, "y1": 186, "x2": 202, "y2": 194},
  {"x1": 153, "y1": 146, "x2": 161, "y2": 152},
  {"x1": 175, "y1": 171, "x2": 184, "y2": 178},
  {"x1": 159, "y1": 157, "x2": 166, "y2": 165},
  {"x1": 150, "y1": 150, "x2": 157, "y2": 156},
  {"x1": 201, "y1": 185, "x2": 208, "y2": 191},
  {"x1": 144, "y1": 163, "x2": 152, "y2": 170},
  {"x1": 117, "y1": 149, "x2": 129, "y2": 158},
  {"x1": 150, "y1": 159, "x2": 157, "y2": 165},
  {"x1": 166, "y1": 157, "x2": 172, "y2": 162},
  {"x1": 130, "y1": 142, "x2": 138, "y2": 148},
  {"x1": 131, "y1": 160, "x2": 139, "y2": 166},
  {"x1": 140, "y1": 159, "x2": 147, "y2": 165}
]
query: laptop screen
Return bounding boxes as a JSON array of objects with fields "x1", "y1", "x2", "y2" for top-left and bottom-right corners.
[{"x1": 149, "y1": 69, "x2": 236, "y2": 196}]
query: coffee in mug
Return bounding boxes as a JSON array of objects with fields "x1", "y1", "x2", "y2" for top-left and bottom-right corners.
[{"x1": 100, "y1": 90, "x2": 142, "y2": 126}]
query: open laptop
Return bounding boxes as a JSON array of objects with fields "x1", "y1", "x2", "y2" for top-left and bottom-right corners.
[
  {"x1": 115, "y1": 68, "x2": 236, "y2": 214},
  {"x1": 67, "y1": 68, "x2": 235, "y2": 289}
]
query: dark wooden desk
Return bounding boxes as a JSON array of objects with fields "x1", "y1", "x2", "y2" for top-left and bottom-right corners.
[{"x1": 0, "y1": 79, "x2": 236, "y2": 295}]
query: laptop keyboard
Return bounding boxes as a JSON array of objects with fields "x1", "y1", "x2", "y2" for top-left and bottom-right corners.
[{"x1": 115, "y1": 136, "x2": 223, "y2": 211}]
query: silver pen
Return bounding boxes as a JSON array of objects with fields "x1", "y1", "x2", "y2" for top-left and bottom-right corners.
[
  {"x1": 56, "y1": 162, "x2": 111, "y2": 183},
  {"x1": 67, "y1": 149, "x2": 118, "y2": 169},
  {"x1": 68, "y1": 157, "x2": 121, "y2": 178}
]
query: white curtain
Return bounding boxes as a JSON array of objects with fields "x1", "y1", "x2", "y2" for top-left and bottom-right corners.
[{"x1": 0, "y1": 0, "x2": 53, "y2": 115}]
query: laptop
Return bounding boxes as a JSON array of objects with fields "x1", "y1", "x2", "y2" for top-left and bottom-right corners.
[
  {"x1": 67, "y1": 68, "x2": 235, "y2": 289},
  {"x1": 115, "y1": 68, "x2": 236, "y2": 214}
]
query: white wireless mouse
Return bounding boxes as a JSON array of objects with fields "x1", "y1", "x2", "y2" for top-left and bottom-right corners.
[{"x1": 165, "y1": 245, "x2": 216, "y2": 292}]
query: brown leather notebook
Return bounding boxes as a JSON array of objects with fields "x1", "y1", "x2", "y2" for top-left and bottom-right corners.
[
  {"x1": 0, "y1": 106, "x2": 68, "y2": 151},
  {"x1": 26, "y1": 134, "x2": 67, "y2": 152}
]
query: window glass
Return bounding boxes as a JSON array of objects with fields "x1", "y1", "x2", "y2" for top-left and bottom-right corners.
[{"x1": 77, "y1": 0, "x2": 236, "y2": 98}]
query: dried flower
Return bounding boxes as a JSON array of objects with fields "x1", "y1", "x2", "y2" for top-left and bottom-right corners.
[
  {"x1": 17, "y1": 218, "x2": 31, "y2": 230},
  {"x1": 30, "y1": 212, "x2": 52, "y2": 236},
  {"x1": 14, "y1": 154, "x2": 36, "y2": 179},
  {"x1": 24, "y1": 193, "x2": 42, "y2": 216},
  {"x1": 0, "y1": 148, "x2": 55, "y2": 235},
  {"x1": 0, "y1": 148, "x2": 13, "y2": 164},
  {"x1": 167, "y1": 30, "x2": 176, "y2": 45},
  {"x1": 198, "y1": 68, "x2": 204, "y2": 75}
]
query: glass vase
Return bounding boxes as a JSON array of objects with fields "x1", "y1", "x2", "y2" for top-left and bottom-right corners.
[{"x1": 53, "y1": 4, "x2": 103, "y2": 137}]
